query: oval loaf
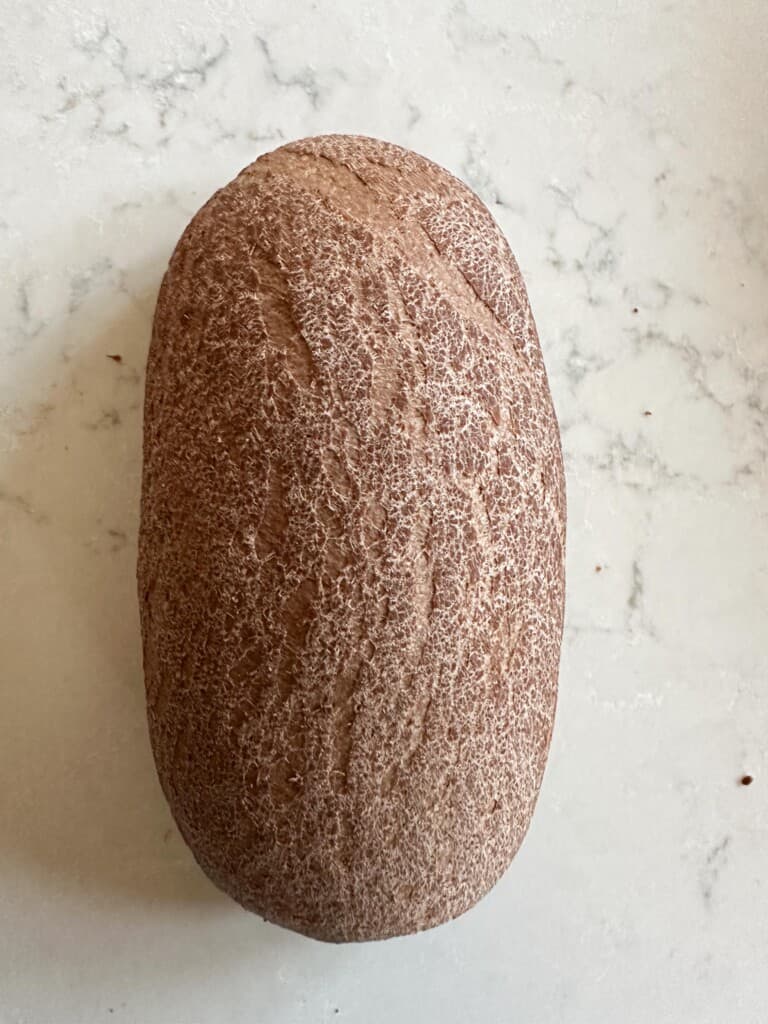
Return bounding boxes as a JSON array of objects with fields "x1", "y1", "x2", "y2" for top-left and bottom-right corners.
[{"x1": 138, "y1": 133, "x2": 566, "y2": 942}]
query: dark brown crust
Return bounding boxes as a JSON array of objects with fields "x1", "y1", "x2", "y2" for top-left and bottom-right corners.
[{"x1": 138, "y1": 134, "x2": 566, "y2": 942}]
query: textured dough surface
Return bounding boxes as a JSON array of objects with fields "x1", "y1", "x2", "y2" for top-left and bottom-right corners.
[{"x1": 138, "y1": 134, "x2": 566, "y2": 942}]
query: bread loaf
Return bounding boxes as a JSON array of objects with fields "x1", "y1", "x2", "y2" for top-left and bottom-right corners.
[{"x1": 138, "y1": 134, "x2": 566, "y2": 942}]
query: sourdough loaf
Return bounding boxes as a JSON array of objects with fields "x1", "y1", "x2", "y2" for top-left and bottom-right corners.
[{"x1": 138, "y1": 134, "x2": 566, "y2": 942}]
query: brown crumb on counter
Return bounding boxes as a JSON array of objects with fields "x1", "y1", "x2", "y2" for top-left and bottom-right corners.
[
  {"x1": 595, "y1": 565, "x2": 603, "y2": 573},
  {"x1": 632, "y1": 307, "x2": 639, "y2": 314},
  {"x1": 741, "y1": 775, "x2": 753, "y2": 786},
  {"x1": 107, "y1": 353, "x2": 123, "y2": 363},
  {"x1": 643, "y1": 410, "x2": 652, "y2": 416}
]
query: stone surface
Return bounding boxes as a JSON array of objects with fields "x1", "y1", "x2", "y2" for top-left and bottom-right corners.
[{"x1": 1, "y1": 0, "x2": 766, "y2": 1019}]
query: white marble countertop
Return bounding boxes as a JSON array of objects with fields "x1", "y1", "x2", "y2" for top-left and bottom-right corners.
[{"x1": 2, "y1": 1, "x2": 767, "y2": 1021}]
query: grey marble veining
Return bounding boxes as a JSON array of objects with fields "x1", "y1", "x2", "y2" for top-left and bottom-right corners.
[{"x1": 1, "y1": 1, "x2": 766, "y2": 1021}]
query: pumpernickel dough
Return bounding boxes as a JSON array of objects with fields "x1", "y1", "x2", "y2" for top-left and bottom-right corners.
[{"x1": 138, "y1": 134, "x2": 566, "y2": 942}]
